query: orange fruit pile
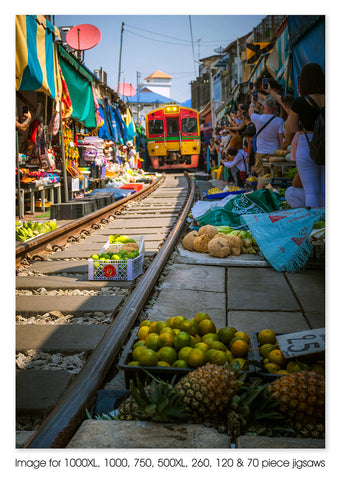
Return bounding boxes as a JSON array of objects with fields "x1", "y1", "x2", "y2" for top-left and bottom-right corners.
[{"x1": 130, "y1": 313, "x2": 252, "y2": 370}]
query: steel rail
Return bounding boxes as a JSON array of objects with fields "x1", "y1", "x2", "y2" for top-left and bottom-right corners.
[
  {"x1": 16, "y1": 174, "x2": 164, "y2": 265},
  {"x1": 24, "y1": 172, "x2": 195, "y2": 448}
]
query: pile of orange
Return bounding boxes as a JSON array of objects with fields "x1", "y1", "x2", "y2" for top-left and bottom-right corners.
[
  {"x1": 128, "y1": 313, "x2": 251, "y2": 370},
  {"x1": 256, "y1": 329, "x2": 325, "y2": 376}
]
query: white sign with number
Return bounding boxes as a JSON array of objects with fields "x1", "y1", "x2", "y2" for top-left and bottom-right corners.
[{"x1": 277, "y1": 328, "x2": 325, "y2": 358}]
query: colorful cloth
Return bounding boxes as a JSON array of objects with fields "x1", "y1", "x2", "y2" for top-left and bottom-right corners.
[
  {"x1": 197, "y1": 189, "x2": 282, "y2": 229},
  {"x1": 242, "y1": 207, "x2": 325, "y2": 272}
]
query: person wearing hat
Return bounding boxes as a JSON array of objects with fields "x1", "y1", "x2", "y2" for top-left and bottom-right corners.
[{"x1": 249, "y1": 96, "x2": 284, "y2": 188}]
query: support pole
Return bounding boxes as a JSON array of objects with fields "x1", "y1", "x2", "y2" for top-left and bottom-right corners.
[{"x1": 59, "y1": 100, "x2": 68, "y2": 202}]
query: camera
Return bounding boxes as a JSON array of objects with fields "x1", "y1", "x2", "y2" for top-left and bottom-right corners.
[{"x1": 262, "y1": 78, "x2": 269, "y2": 90}]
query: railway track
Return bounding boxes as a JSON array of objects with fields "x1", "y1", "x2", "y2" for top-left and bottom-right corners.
[{"x1": 16, "y1": 172, "x2": 195, "y2": 448}]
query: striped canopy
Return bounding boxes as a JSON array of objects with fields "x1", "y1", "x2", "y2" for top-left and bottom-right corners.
[
  {"x1": 248, "y1": 53, "x2": 270, "y2": 84},
  {"x1": 16, "y1": 15, "x2": 61, "y2": 99}
]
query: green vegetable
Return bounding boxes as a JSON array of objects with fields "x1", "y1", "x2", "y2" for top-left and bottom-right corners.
[{"x1": 313, "y1": 221, "x2": 325, "y2": 229}]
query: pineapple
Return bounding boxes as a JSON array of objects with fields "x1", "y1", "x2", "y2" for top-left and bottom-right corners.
[
  {"x1": 268, "y1": 371, "x2": 325, "y2": 424},
  {"x1": 287, "y1": 421, "x2": 325, "y2": 439},
  {"x1": 118, "y1": 376, "x2": 187, "y2": 422},
  {"x1": 174, "y1": 364, "x2": 238, "y2": 423}
]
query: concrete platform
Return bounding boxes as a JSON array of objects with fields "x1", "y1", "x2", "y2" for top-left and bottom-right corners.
[
  {"x1": 16, "y1": 325, "x2": 109, "y2": 353},
  {"x1": 285, "y1": 270, "x2": 325, "y2": 313},
  {"x1": 147, "y1": 287, "x2": 226, "y2": 328},
  {"x1": 16, "y1": 294, "x2": 124, "y2": 314},
  {"x1": 162, "y1": 264, "x2": 226, "y2": 293},
  {"x1": 16, "y1": 370, "x2": 73, "y2": 415},
  {"x1": 227, "y1": 267, "x2": 301, "y2": 311},
  {"x1": 66, "y1": 420, "x2": 231, "y2": 448},
  {"x1": 228, "y1": 311, "x2": 310, "y2": 336}
]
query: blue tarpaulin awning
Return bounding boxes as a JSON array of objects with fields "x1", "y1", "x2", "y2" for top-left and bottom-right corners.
[{"x1": 287, "y1": 15, "x2": 325, "y2": 96}]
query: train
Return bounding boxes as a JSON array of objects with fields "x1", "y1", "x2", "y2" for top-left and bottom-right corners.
[{"x1": 145, "y1": 105, "x2": 201, "y2": 170}]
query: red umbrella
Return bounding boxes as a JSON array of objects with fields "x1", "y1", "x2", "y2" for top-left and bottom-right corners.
[{"x1": 116, "y1": 83, "x2": 136, "y2": 97}]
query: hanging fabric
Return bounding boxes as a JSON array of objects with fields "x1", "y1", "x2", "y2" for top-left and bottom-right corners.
[{"x1": 16, "y1": 15, "x2": 61, "y2": 99}]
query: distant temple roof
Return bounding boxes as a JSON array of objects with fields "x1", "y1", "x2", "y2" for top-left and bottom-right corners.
[{"x1": 144, "y1": 70, "x2": 172, "y2": 80}]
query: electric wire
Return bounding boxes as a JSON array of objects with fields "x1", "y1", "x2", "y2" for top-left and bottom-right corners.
[{"x1": 124, "y1": 23, "x2": 232, "y2": 46}]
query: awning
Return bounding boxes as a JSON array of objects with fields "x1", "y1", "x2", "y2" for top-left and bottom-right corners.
[
  {"x1": 266, "y1": 26, "x2": 291, "y2": 86},
  {"x1": 248, "y1": 53, "x2": 270, "y2": 84},
  {"x1": 288, "y1": 15, "x2": 325, "y2": 96},
  {"x1": 57, "y1": 44, "x2": 97, "y2": 129},
  {"x1": 16, "y1": 15, "x2": 61, "y2": 99}
]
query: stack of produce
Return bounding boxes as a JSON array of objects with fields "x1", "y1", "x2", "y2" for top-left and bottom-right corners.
[
  {"x1": 90, "y1": 235, "x2": 140, "y2": 261},
  {"x1": 114, "y1": 322, "x2": 325, "y2": 439},
  {"x1": 255, "y1": 329, "x2": 325, "y2": 376},
  {"x1": 182, "y1": 225, "x2": 259, "y2": 257},
  {"x1": 127, "y1": 312, "x2": 250, "y2": 370},
  {"x1": 16, "y1": 220, "x2": 57, "y2": 242}
]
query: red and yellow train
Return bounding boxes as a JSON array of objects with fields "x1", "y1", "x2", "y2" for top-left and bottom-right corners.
[{"x1": 145, "y1": 105, "x2": 200, "y2": 170}]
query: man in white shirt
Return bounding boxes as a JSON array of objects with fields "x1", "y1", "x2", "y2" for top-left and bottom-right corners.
[{"x1": 249, "y1": 97, "x2": 284, "y2": 186}]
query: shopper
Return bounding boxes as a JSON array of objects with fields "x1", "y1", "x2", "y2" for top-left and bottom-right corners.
[
  {"x1": 284, "y1": 63, "x2": 325, "y2": 207},
  {"x1": 224, "y1": 146, "x2": 248, "y2": 187},
  {"x1": 249, "y1": 96, "x2": 284, "y2": 188}
]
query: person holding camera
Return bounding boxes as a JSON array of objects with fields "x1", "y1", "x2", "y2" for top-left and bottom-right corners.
[
  {"x1": 249, "y1": 96, "x2": 285, "y2": 189},
  {"x1": 16, "y1": 107, "x2": 32, "y2": 133}
]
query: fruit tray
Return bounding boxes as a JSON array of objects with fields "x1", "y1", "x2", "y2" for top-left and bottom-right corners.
[
  {"x1": 88, "y1": 236, "x2": 144, "y2": 281},
  {"x1": 250, "y1": 332, "x2": 325, "y2": 380},
  {"x1": 118, "y1": 327, "x2": 192, "y2": 388},
  {"x1": 204, "y1": 189, "x2": 245, "y2": 199}
]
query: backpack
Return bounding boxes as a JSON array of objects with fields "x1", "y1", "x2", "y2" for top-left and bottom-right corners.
[{"x1": 302, "y1": 95, "x2": 325, "y2": 165}]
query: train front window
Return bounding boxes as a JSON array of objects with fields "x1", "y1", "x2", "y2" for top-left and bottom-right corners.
[
  {"x1": 148, "y1": 119, "x2": 164, "y2": 135},
  {"x1": 181, "y1": 117, "x2": 197, "y2": 134},
  {"x1": 166, "y1": 118, "x2": 179, "y2": 136}
]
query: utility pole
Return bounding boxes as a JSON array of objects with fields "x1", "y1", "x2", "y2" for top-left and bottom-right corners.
[
  {"x1": 136, "y1": 71, "x2": 140, "y2": 122},
  {"x1": 117, "y1": 22, "x2": 124, "y2": 90}
]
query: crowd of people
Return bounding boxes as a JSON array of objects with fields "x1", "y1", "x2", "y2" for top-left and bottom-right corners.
[{"x1": 204, "y1": 62, "x2": 325, "y2": 209}]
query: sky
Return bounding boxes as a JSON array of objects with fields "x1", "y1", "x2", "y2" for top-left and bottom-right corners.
[{"x1": 54, "y1": 14, "x2": 265, "y2": 103}]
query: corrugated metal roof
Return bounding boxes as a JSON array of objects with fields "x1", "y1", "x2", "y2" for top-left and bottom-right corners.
[{"x1": 127, "y1": 87, "x2": 178, "y2": 104}]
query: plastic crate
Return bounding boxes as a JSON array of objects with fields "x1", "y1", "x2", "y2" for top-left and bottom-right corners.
[
  {"x1": 119, "y1": 183, "x2": 144, "y2": 192},
  {"x1": 118, "y1": 327, "x2": 191, "y2": 388},
  {"x1": 88, "y1": 236, "x2": 145, "y2": 281}
]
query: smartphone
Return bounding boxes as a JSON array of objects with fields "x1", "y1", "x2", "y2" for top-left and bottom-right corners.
[
  {"x1": 252, "y1": 91, "x2": 258, "y2": 100},
  {"x1": 262, "y1": 78, "x2": 269, "y2": 90},
  {"x1": 22, "y1": 106, "x2": 29, "y2": 115},
  {"x1": 249, "y1": 81, "x2": 254, "y2": 90}
]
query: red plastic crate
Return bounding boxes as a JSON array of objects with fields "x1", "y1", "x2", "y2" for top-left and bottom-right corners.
[{"x1": 119, "y1": 183, "x2": 144, "y2": 192}]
